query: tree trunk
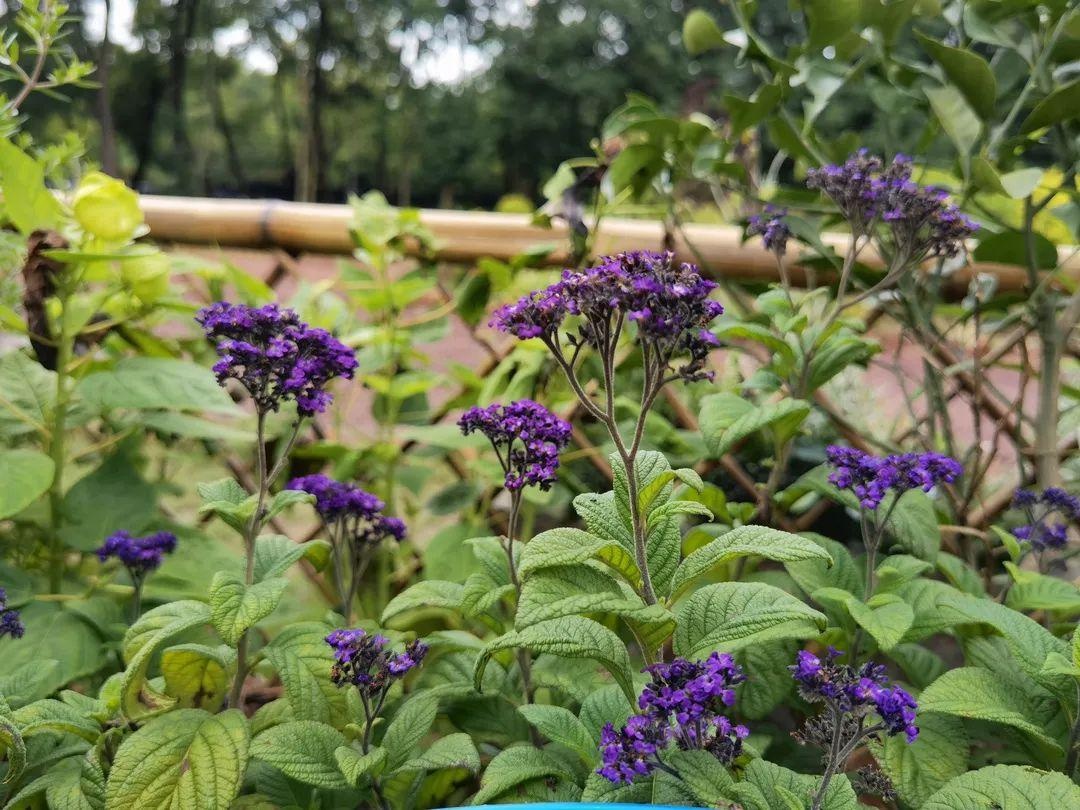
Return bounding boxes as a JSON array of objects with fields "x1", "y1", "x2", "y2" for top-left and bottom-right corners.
[
  {"x1": 131, "y1": 72, "x2": 165, "y2": 190},
  {"x1": 95, "y1": 0, "x2": 119, "y2": 175},
  {"x1": 169, "y1": 0, "x2": 199, "y2": 193},
  {"x1": 207, "y1": 56, "x2": 247, "y2": 193}
]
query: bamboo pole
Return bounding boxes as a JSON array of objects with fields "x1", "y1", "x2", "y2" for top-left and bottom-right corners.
[{"x1": 140, "y1": 195, "x2": 1079, "y2": 294}]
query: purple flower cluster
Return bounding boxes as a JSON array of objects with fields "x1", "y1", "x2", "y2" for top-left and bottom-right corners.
[
  {"x1": 491, "y1": 251, "x2": 724, "y2": 383},
  {"x1": 807, "y1": 151, "x2": 978, "y2": 259},
  {"x1": 747, "y1": 206, "x2": 791, "y2": 256},
  {"x1": 790, "y1": 648, "x2": 918, "y2": 743},
  {"x1": 288, "y1": 474, "x2": 406, "y2": 545},
  {"x1": 457, "y1": 399, "x2": 572, "y2": 491},
  {"x1": 325, "y1": 628, "x2": 428, "y2": 697},
  {"x1": 1011, "y1": 487, "x2": 1079, "y2": 552},
  {"x1": 0, "y1": 588, "x2": 24, "y2": 640},
  {"x1": 96, "y1": 530, "x2": 178, "y2": 577},
  {"x1": 826, "y1": 445, "x2": 962, "y2": 510},
  {"x1": 196, "y1": 302, "x2": 358, "y2": 415},
  {"x1": 598, "y1": 653, "x2": 749, "y2": 784}
]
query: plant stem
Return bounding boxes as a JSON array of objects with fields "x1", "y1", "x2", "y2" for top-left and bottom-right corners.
[
  {"x1": 811, "y1": 706, "x2": 845, "y2": 810},
  {"x1": 1065, "y1": 682, "x2": 1080, "y2": 777},
  {"x1": 228, "y1": 410, "x2": 270, "y2": 710},
  {"x1": 505, "y1": 489, "x2": 537, "y2": 714},
  {"x1": 46, "y1": 286, "x2": 74, "y2": 594}
]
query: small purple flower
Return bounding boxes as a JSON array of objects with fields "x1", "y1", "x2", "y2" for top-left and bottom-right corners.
[
  {"x1": 196, "y1": 302, "x2": 358, "y2": 416},
  {"x1": 807, "y1": 152, "x2": 978, "y2": 260},
  {"x1": 491, "y1": 251, "x2": 724, "y2": 383},
  {"x1": 1011, "y1": 486, "x2": 1078, "y2": 552},
  {"x1": 747, "y1": 206, "x2": 791, "y2": 256},
  {"x1": 826, "y1": 446, "x2": 962, "y2": 510},
  {"x1": 0, "y1": 588, "x2": 24, "y2": 640},
  {"x1": 325, "y1": 627, "x2": 427, "y2": 697},
  {"x1": 596, "y1": 653, "x2": 749, "y2": 785},
  {"x1": 287, "y1": 474, "x2": 405, "y2": 547},
  {"x1": 96, "y1": 530, "x2": 178, "y2": 578},
  {"x1": 458, "y1": 399, "x2": 572, "y2": 491},
  {"x1": 790, "y1": 647, "x2": 918, "y2": 743}
]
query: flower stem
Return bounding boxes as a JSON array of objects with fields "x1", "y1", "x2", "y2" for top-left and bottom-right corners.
[{"x1": 46, "y1": 285, "x2": 74, "y2": 594}]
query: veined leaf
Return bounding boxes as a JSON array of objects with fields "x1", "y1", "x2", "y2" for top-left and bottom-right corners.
[
  {"x1": 250, "y1": 720, "x2": 349, "y2": 789},
  {"x1": 0, "y1": 449, "x2": 54, "y2": 519},
  {"x1": 105, "y1": 709, "x2": 249, "y2": 809},
  {"x1": 813, "y1": 588, "x2": 914, "y2": 651},
  {"x1": 76, "y1": 358, "x2": 238, "y2": 414},
  {"x1": 922, "y1": 764, "x2": 1080, "y2": 809},
  {"x1": 673, "y1": 582, "x2": 827, "y2": 658},
  {"x1": 208, "y1": 572, "x2": 289, "y2": 646},
  {"x1": 699, "y1": 393, "x2": 810, "y2": 459},
  {"x1": 263, "y1": 623, "x2": 346, "y2": 726},
  {"x1": 916, "y1": 32, "x2": 996, "y2": 120},
  {"x1": 518, "y1": 527, "x2": 640, "y2": 586},
  {"x1": 381, "y1": 694, "x2": 439, "y2": 771},
  {"x1": 515, "y1": 564, "x2": 644, "y2": 629},
  {"x1": 334, "y1": 745, "x2": 387, "y2": 786},
  {"x1": 252, "y1": 535, "x2": 331, "y2": 582},
  {"x1": 161, "y1": 644, "x2": 234, "y2": 711},
  {"x1": 474, "y1": 616, "x2": 636, "y2": 704},
  {"x1": 517, "y1": 704, "x2": 596, "y2": 764},
  {"x1": 381, "y1": 580, "x2": 464, "y2": 626},
  {"x1": 394, "y1": 733, "x2": 480, "y2": 774},
  {"x1": 471, "y1": 745, "x2": 576, "y2": 805},
  {"x1": 869, "y1": 712, "x2": 968, "y2": 808}
]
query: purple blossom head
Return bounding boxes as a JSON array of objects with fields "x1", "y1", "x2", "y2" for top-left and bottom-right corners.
[
  {"x1": 196, "y1": 302, "x2": 357, "y2": 415},
  {"x1": 96, "y1": 530, "x2": 178, "y2": 578},
  {"x1": 288, "y1": 474, "x2": 406, "y2": 546},
  {"x1": 747, "y1": 206, "x2": 791, "y2": 256},
  {"x1": 458, "y1": 399, "x2": 572, "y2": 491},
  {"x1": 326, "y1": 628, "x2": 428, "y2": 697},
  {"x1": 790, "y1": 647, "x2": 917, "y2": 743},
  {"x1": 826, "y1": 446, "x2": 961, "y2": 510},
  {"x1": 0, "y1": 588, "x2": 24, "y2": 640},
  {"x1": 807, "y1": 152, "x2": 977, "y2": 260},
  {"x1": 491, "y1": 251, "x2": 724, "y2": 383},
  {"x1": 596, "y1": 653, "x2": 749, "y2": 785},
  {"x1": 1010, "y1": 486, "x2": 1078, "y2": 552}
]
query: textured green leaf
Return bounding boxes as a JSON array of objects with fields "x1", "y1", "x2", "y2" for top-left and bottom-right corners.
[
  {"x1": 870, "y1": 712, "x2": 968, "y2": 808},
  {"x1": 806, "y1": 0, "x2": 860, "y2": 48},
  {"x1": 77, "y1": 358, "x2": 237, "y2": 414},
  {"x1": 471, "y1": 745, "x2": 576, "y2": 805},
  {"x1": 0, "y1": 449, "x2": 53, "y2": 519},
  {"x1": 58, "y1": 451, "x2": 157, "y2": 551},
  {"x1": 264, "y1": 488, "x2": 314, "y2": 522},
  {"x1": 105, "y1": 709, "x2": 249, "y2": 809},
  {"x1": 250, "y1": 720, "x2": 349, "y2": 789},
  {"x1": 814, "y1": 588, "x2": 913, "y2": 651},
  {"x1": 517, "y1": 704, "x2": 596, "y2": 763},
  {"x1": 579, "y1": 684, "x2": 634, "y2": 743},
  {"x1": 875, "y1": 554, "x2": 933, "y2": 592},
  {"x1": 0, "y1": 138, "x2": 64, "y2": 235},
  {"x1": 395, "y1": 733, "x2": 480, "y2": 773},
  {"x1": 0, "y1": 714, "x2": 25, "y2": 784},
  {"x1": 661, "y1": 748, "x2": 734, "y2": 806},
  {"x1": 381, "y1": 694, "x2": 439, "y2": 771},
  {"x1": 518, "y1": 527, "x2": 640, "y2": 585},
  {"x1": 119, "y1": 601, "x2": 212, "y2": 720},
  {"x1": 736, "y1": 642, "x2": 796, "y2": 720},
  {"x1": 475, "y1": 616, "x2": 636, "y2": 704},
  {"x1": 699, "y1": 393, "x2": 810, "y2": 459},
  {"x1": 251, "y1": 535, "x2": 331, "y2": 582},
  {"x1": 916, "y1": 32, "x2": 996, "y2": 120},
  {"x1": 208, "y1": 572, "x2": 288, "y2": 646},
  {"x1": 334, "y1": 745, "x2": 387, "y2": 786},
  {"x1": 918, "y1": 668, "x2": 1063, "y2": 754},
  {"x1": 263, "y1": 623, "x2": 346, "y2": 725},
  {"x1": 886, "y1": 490, "x2": 941, "y2": 562},
  {"x1": 515, "y1": 564, "x2": 644, "y2": 629},
  {"x1": 671, "y1": 525, "x2": 832, "y2": 595},
  {"x1": 1005, "y1": 563, "x2": 1080, "y2": 613},
  {"x1": 574, "y1": 491, "x2": 634, "y2": 551},
  {"x1": 682, "y1": 9, "x2": 725, "y2": 55},
  {"x1": 673, "y1": 582, "x2": 827, "y2": 658},
  {"x1": 787, "y1": 533, "x2": 863, "y2": 598},
  {"x1": 161, "y1": 644, "x2": 234, "y2": 711},
  {"x1": 740, "y1": 757, "x2": 858, "y2": 809},
  {"x1": 11, "y1": 699, "x2": 100, "y2": 741},
  {"x1": 380, "y1": 580, "x2": 464, "y2": 626},
  {"x1": 637, "y1": 467, "x2": 704, "y2": 513},
  {"x1": 197, "y1": 478, "x2": 254, "y2": 534},
  {"x1": 926, "y1": 85, "x2": 981, "y2": 165},
  {"x1": 922, "y1": 764, "x2": 1080, "y2": 809}
]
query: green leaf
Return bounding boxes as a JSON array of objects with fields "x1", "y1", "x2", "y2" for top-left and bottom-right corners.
[
  {"x1": 77, "y1": 359, "x2": 238, "y2": 414},
  {"x1": 12, "y1": 698, "x2": 101, "y2": 741},
  {"x1": 870, "y1": 712, "x2": 968, "y2": 808},
  {"x1": 517, "y1": 704, "x2": 596, "y2": 764},
  {"x1": 1004, "y1": 562, "x2": 1080, "y2": 613},
  {"x1": 250, "y1": 720, "x2": 349, "y2": 789},
  {"x1": 0, "y1": 714, "x2": 25, "y2": 784},
  {"x1": 0, "y1": 448, "x2": 53, "y2": 519},
  {"x1": 0, "y1": 351, "x2": 56, "y2": 440},
  {"x1": 105, "y1": 709, "x2": 249, "y2": 809},
  {"x1": 922, "y1": 764, "x2": 1080, "y2": 809},
  {"x1": 787, "y1": 533, "x2": 863, "y2": 598},
  {"x1": 161, "y1": 644, "x2": 234, "y2": 711},
  {"x1": 119, "y1": 601, "x2": 212, "y2": 720},
  {"x1": 474, "y1": 616, "x2": 636, "y2": 704},
  {"x1": 637, "y1": 467, "x2": 704, "y2": 513},
  {"x1": 381, "y1": 580, "x2": 464, "y2": 626},
  {"x1": 673, "y1": 582, "x2": 827, "y2": 658},
  {"x1": 518, "y1": 527, "x2": 640, "y2": 586},
  {"x1": 515, "y1": 564, "x2": 645, "y2": 629},
  {"x1": 918, "y1": 668, "x2": 1063, "y2": 754},
  {"x1": 136, "y1": 411, "x2": 250, "y2": 442},
  {"x1": 670, "y1": 525, "x2": 832, "y2": 596},
  {"x1": 381, "y1": 694, "x2": 439, "y2": 771},
  {"x1": 58, "y1": 450, "x2": 157, "y2": 551},
  {"x1": 0, "y1": 138, "x2": 64, "y2": 235},
  {"x1": 252, "y1": 535, "x2": 331, "y2": 582},
  {"x1": 916, "y1": 32, "x2": 997, "y2": 120},
  {"x1": 397, "y1": 732, "x2": 480, "y2": 774},
  {"x1": 471, "y1": 745, "x2": 576, "y2": 805},
  {"x1": 0, "y1": 602, "x2": 106, "y2": 694},
  {"x1": 885, "y1": 490, "x2": 942, "y2": 562},
  {"x1": 926, "y1": 85, "x2": 981, "y2": 169},
  {"x1": 740, "y1": 757, "x2": 859, "y2": 810},
  {"x1": 699, "y1": 394, "x2": 810, "y2": 458},
  {"x1": 661, "y1": 748, "x2": 734, "y2": 806},
  {"x1": 1020, "y1": 78, "x2": 1080, "y2": 133},
  {"x1": 814, "y1": 588, "x2": 914, "y2": 651},
  {"x1": 264, "y1": 488, "x2": 314, "y2": 522},
  {"x1": 208, "y1": 572, "x2": 289, "y2": 646},
  {"x1": 805, "y1": 333, "x2": 879, "y2": 391},
  {"x1": 263, "y1": 623, "x2": 346, "y2": 726},
  {"x1": 334, "y1": 746, "x2": 387, "y2": 786},
  {"x1": 806, "y1": 0, "x2": 861, "y2": 48},
  {"x1": 682, "y1": 9, "x2": 725, "y2": 55}
]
